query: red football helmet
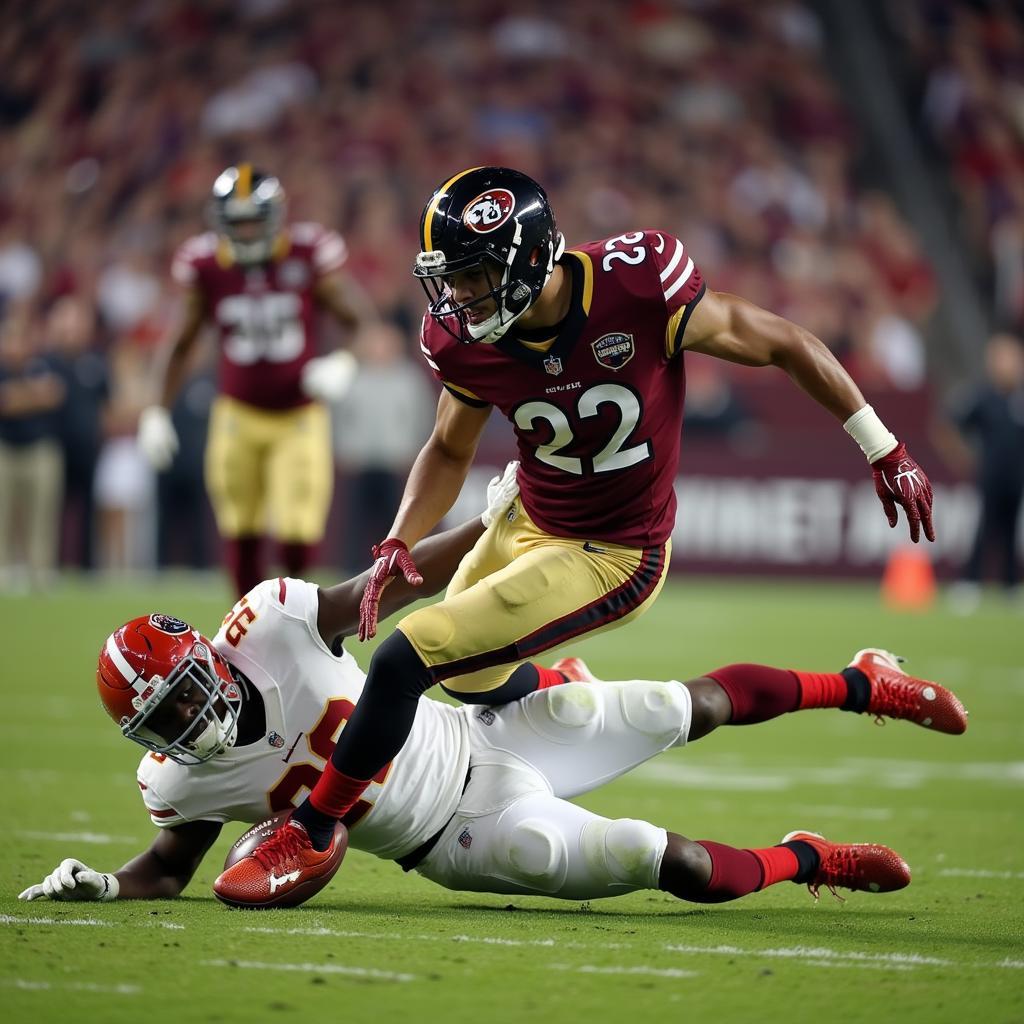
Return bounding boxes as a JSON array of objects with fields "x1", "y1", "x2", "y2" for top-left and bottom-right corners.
[{"x1": 97, "y1": 614, "x2": 242, "y2": 765}]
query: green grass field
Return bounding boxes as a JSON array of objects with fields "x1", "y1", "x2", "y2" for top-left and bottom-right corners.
[{"x1": 2, "y1": 575, "x2": 1021, "y2": 1023}]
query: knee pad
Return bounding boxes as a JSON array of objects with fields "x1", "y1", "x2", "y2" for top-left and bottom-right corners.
[
  {"x1": 581, "y1": 817, "x2": 665, "y2": 889},
  {"x1": 504, "y1": 817, "x2": 568, "y2": 893},
  {"x1": 619, "y1": 680, "x2": 690, "y2": 745},
  {"x1": 400, "y1": 605, "x2": 456, "y2": 656},
  {"x1": 532, "y1": 684, "x2": 602, "y2": 741}
]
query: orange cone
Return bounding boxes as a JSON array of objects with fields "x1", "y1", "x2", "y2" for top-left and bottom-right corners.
[{"x1": 881, "y1": 546, "x2": 936, "y2": 610}]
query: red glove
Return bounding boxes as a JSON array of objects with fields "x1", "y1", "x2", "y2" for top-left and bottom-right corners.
[
  {"x1": 358, "y1": 538, "x2": 424, "y2": 641},
  {"x1": 872, "y1": 442, "x2": 935, "y2": 544}
]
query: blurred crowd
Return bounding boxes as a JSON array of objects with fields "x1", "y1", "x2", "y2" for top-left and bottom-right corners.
[
  {"x1": 0, "y1": 0, "x2": 1008, "y2": 584},
  {"x1": 889, "y1": 0, "x2": 1024, "y2": 333}
]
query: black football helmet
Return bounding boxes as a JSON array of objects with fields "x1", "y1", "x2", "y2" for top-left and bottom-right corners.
[
  {"x1": 207, "y1": 164, "x2": 285, "y2": 265},
  {"x1": 413, "y1": 166, "x2": 565, "y2": 343}
]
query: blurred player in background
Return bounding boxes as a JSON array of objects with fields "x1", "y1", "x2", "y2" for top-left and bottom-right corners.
[
  {"x1": 242, "y1": 166, "x2": 938, "y2": 879},
  {"x1": 19, "y1": 464, "x2": 966, "y2": 910},
  {"x1": 137, "y1": 164, "x2": 374, "y2": 596}
]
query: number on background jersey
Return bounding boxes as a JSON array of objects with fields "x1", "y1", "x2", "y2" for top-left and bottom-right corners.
[
  {"x1": 267, "y1": 697, "x2": 392, "y2": 827},
  {"x1": 602, "y1": 232, "x2": 647, "y2": 272},
  {"x1": 218, "y1": 292, "x2": 304, "y2": 365},
  {"x1": 513, "y1": 383, "x2": 653, "y2": 476}
]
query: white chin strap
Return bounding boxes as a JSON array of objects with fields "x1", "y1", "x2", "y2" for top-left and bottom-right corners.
[
  {"x1": 186, "y1": 715, "x2": 238, "y2": 761},
  {"x1": 468, "y1": 232, "x2": 566, "y2": 345}
]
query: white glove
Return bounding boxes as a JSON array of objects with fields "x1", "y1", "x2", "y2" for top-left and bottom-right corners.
[
  {"x1": 482, "y1": 460, "x2": 520, "y2": 527},
  {"x1": 301, "y1": 350, "x2": 358, "y2": 403},
  {"x1": 19, "y1": 858, "x2": 119, "y2": 902},
  {"x1": 137, "y1": 405, "x2": 179, "y2": 471}
]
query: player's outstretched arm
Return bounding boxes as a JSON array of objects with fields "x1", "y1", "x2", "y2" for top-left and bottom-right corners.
[
  {"x1": 681, "y1": 289, "x2": 934, "y2": 543},
  {"x1": 320, "y1": 461, "x2": 519, "y2": 646},
  {"x1": 19, "y1": 820, "x2": 222, "y2": 902},
  {"x1": 138, "y1": 287, "x2": 207, "y2": 471},
  {"x1": 357, "y1": 390, "x2": 492, "y2": 639}
]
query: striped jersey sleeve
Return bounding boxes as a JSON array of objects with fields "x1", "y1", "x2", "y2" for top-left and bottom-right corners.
[
  {"x1": 646, "y1": 231, "x2": 706, "y2": 358},
  {"x1": 136, "y1": 755, "x2": 188, "y2": 828},
  {"x1": 170, "y1": 232, "x2": 217, "y2": 287}
]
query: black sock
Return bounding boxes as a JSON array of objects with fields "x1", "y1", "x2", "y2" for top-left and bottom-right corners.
[
  {"x1": 840, "y1": 667, "x2": 871, "y2": 713},
  {"x1": 781, "y1": 840, "x2": 820, "y2": 883},
  {"x1": 291, "y1": 803, "x2": 339, "y2": 851}
]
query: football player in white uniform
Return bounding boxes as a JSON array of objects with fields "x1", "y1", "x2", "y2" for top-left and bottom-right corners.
[{"x1": 20, "y1": 465, "x2": 967, "y2": 909}]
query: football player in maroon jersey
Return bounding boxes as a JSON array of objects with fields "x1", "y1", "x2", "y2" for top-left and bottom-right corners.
[
  {"x1": 226, "y1": 165, "x2": 936, "y2": 876},
  {"x1": 138, "y1": 165, "x2": 374, "y2": 596}
]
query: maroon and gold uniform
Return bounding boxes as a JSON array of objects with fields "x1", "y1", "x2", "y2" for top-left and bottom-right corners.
[
  {"x1": 401, "y1": 230, "x2": 706, "y2": 692},
  {"x1": 172, "y1": 223, "x2": 347, "y2": 410},
  {"x1": 171, "y1": 223, "x2": 346, "y2": 543},
  {"x1": 420, "y1": 230, "x2": 704, "y2": 547}
]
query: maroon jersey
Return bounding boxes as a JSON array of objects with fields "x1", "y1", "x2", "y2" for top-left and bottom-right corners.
[
  {"x1": 420, "y1": 230, "x2": 705, "y2": 547},
  {"x1": 172, "y1": 223, "x2": 347, "y2": 410}
]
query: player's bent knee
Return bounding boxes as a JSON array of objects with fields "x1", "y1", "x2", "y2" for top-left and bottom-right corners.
[
  {"x1": 505, "y1": 818, "x2": 569, "y2": 893},
  {"x1": 545, "y1": 683, "x2": 602, "y2": 731},
  {"x1": 581, "y1": 817, "x2": 665, "y2": 889},
  {"x1": 400, "y1": 605, "x2": 457, "y2": 656},
  {"x1": 619, "y1": 681, "x2": 690, "y2": 745}
]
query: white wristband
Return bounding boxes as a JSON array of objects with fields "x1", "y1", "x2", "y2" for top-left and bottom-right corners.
[
  {"x1": 843, "y1": 405, "x2": 898, "y2": 464},
  {"x1": 99, "y1": 873, "x2": 120, "y2": 902}
]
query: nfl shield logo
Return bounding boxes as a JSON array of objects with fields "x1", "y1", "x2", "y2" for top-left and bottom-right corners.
[
  {"x1": 458, "y1": 828, "x2": 473, "y2": 849},
  {"x1": 268, "y1": 731, "x2": 285, "y2": 749},
  {"x1": 543, "y1": 355, "x2": 563, "y2": 376}
]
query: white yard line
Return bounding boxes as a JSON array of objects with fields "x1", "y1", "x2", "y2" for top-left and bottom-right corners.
[
  {"x1": 636, "y1": 758, "x2": 1024, "y2": 791},
  {"x1": 0, "y1": 914, "x2": 111, "y2": 927},
  {"x1": 15, "y1": 831, "x2": 140, "y2": 845},
  {"x1": 201, "y1": 958, "x2": 415, "y2": 982},
  {"x1": 550, "y1": 964, "x2": 698, "y2": 979},
  {"x1": 242, "y1": 925, "x2": 627, "y2": 950},
  {"x1": 665, "y1": 943, "x2": 953, "y2": 969},
  {"x1": 938, "y1": 868, "x2": 1024, "y2": 880},
  {"x1": 1, "y1": 978, "x2": 140, "y2": 995}
]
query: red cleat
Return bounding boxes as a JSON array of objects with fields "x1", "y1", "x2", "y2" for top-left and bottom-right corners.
[
  {"x1": 850, "y1": 648, "x2": 968, "y2": 734},
  {"x1": 782, "y1": 830, "x2": 911, "y2": 902},
  {"x1": 213, "y1": 819, "x2": 346, "y2": 909},
  {"x1": 550, "y1": 657, "x2": 597, "y2": 683}
]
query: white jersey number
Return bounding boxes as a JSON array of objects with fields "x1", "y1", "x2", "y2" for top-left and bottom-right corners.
[
  {"x1": 217, "y1": 292, "x2": 304, "y2": 365},
  {"x1": 514, "y1": 383, "x2": 652, "y2": 476},
  {"x1": 601, "y1": 232, "x2": 647, "y2": 273}
]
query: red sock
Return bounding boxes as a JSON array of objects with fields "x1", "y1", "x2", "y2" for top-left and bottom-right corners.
[
  {"x1": 225, "y1": 535, "x2": 263, "y2": 597},
  {"x1": 794, "y1": 671, "x2": 848, "y2": 710},
  {"x1": 695, "y1": 841, "x2": 801, "y2": 902},
  {"x1": 707, "y1": 664, "x2": 801, "y2": 724},
  {"x1": 308, "y1": 761, "x2": 372, "y2": 819},
  {"x1": 535, "y1": 666, "x2": 569, "y2": 690},
  {"x1": 280, "y1": 540, "x2": 314, "y2": 578}
]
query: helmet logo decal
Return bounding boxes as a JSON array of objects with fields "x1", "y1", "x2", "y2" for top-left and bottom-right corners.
[
  {"x1": 149, "y1": 614, "x2": 190, "y2": 635},
  {"x1": 462, "y1": 189, "x2": 516, "y2": 234}
]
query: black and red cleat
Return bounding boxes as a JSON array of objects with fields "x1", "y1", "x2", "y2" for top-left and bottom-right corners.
[
  {"x1": 550, "y1": 657, "x2": 597, "y2": 683},
  {"x1": 782, "y1": 830, "x2": 911, "y2": 902},
  {"x1": 214, "y1": 814, "x2": 347, "y2": 909},
  {"x1": 850, "y1": 648, "x2": 968, "y2": 735}
]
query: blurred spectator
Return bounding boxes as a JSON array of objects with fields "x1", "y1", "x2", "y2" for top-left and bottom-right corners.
[
  {"x1": 944, "y1": 332, "x2": 1024, "y2": 608},
  {"x1": 333, "y1": 323, "x2": 435, "y2": 572},
  {"x1": 157, "y1": 369, "x2": 215, "y2": 570},
  {"x1": 47, "y1": 295, "x2": 108, "y2": 571},
  {"x1": 93, "y1": 337, "x2": 154, "y2": 575},
  {"x1": 0, "y1": 308, "x2": 66, "y2": 589}
]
